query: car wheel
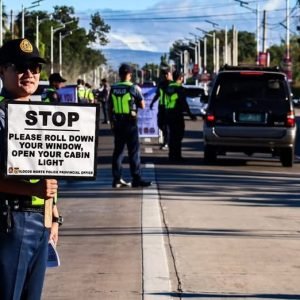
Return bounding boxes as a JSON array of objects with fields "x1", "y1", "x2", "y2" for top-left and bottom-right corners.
[
  {"x1": 204, "y1": 145, "x2": 217, "y2": 163},
  {"x1": 280, "y1": 148, "x2": 294, "y2": 167}
]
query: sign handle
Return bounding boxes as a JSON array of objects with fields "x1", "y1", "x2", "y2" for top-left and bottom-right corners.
[{"x1": 44, "y1": 199, "x2": 53, "y2": 228}]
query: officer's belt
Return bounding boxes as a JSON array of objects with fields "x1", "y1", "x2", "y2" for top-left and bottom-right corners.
[{"x1": 4, "y1": 196, "x2": 44, "y2": 213}]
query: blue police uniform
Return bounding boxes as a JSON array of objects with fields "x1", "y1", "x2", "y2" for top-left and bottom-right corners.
[{"x1": 0, "y1": 90, "x2": 50, "y2": 300}]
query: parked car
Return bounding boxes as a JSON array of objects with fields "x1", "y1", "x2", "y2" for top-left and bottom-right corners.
[
  {"x1": 183, "y1": 84, "x2": 208, "y2": 116},
  {"x1": 203, "y1": 65, "x2": 297, "y2": 167}
]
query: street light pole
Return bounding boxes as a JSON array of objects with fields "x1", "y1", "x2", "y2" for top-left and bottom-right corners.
[
  {"x1": 51, "y1": 20, "x2": 74, "y2": 73},
  {"x1": 36, "y1": 14, "x2": 52, "y2": 49},
  {"x1": 22, "y1": 1, "x2": 43, "y2": 38},
  {"x1": 59, "y1": 31, "x2": 73, "y2": 75},
  {"x1": 51, "y1": 25, "x2": 65, "y2": 73}
]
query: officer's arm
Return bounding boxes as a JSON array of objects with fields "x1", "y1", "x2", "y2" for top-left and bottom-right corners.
[
  {"x1": 134, "y1": 85, "x2": 146, "y2": 110},
  {"x1": 140, "y1": 99, "x2": 146, "y2": 109},
  {"x1": 0, "y1": 177, "x2": 58, "y2": 200},
  {"x1": 150, "y1": 90, "x2": 159, "y2": 109}
]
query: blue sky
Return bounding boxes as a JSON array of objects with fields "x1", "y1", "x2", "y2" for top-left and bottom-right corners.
[
  {"x1": 4, "y1": 0, "x2": 300, "y2": 52},
  {"x1": 5, "y1": 0, "x2": 156, "y2": 12}
]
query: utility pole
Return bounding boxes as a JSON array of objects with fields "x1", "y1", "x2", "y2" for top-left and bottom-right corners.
[
  {"x1": 286, "y1": 0, "x2": 290, "y2": 60},
  {"x1": 262, "y1": 10, "x2": 267, "y2": 53}
]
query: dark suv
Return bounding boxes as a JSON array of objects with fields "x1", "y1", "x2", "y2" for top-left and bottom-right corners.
[{"x1": 203, "y1": 65, "x2": 297, "y2": 167}]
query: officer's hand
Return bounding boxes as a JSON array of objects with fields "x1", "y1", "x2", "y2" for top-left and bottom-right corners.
[
  {"x1": 50, "y1": 223, "x2": 59, "y2": 246},
  {"x1": 33, "y1": 179, "x2": 58, "y2": 200}
]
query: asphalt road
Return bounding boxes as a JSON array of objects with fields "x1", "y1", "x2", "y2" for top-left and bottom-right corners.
[{"x1": 42, "y1": 113, "x2": 300, "y2": 300}]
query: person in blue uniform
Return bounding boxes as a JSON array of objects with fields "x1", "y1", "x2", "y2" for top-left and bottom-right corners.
[
  {"x1": 109, "y1": 63, "x2": 152, "y2": 188},
  {"x1": 0, "y1": 38, "x2": 61, "y2": 300},
  {"x1": 165, "y1": 70, "x2": 197, "y2": 162}
]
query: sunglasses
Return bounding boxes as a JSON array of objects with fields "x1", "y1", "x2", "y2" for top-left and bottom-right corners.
[{"x1": 5, "y1": 62, "x2": 42, "y2": 74}]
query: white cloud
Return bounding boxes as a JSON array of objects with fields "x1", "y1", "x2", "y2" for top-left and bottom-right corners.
[
  {"x1": 91, "y1": 0, "x2": 296, "y2": 52},
  {"x1": 263, "y1": 0, "x2": 283, "y2": 11}
]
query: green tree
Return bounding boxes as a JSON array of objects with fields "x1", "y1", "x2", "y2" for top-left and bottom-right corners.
[{"x1": 87, "y1": 12, "x2": 110, "y2": 45}]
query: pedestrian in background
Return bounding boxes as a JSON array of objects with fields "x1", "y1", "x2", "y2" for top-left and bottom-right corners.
[
  {"x1": 150, "y1": 66, "x2": 173, "y2": 150},
  {"x1": 109, "y1": 63, "x2": 152, "y2": 188},
  {"x1": 97, "y1": 78, "x2": 110, "y2": 124},
  {"x1": 165, "y1": 70, "x2": 197, "y2": 162},
  {"x1": 84, "y1": 82, "x2": 95, "y2": 104},
  {"x1": 41, "y1": 72, "x2": 66, "y2": 103},
  {"x1": 0, "y1": 38, "x2": 61, "y2": 300},
  {"x1": 77, "y1": 78, "x2": 87, "y2": 103}
]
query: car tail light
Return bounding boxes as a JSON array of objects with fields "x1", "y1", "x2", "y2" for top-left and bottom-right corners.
[
  {"x1": 206, "y1": 114, "x2": 215, "y2": 126},
  {"x1": 286, "y1": 111, "x2": 295, "y2": 127}
]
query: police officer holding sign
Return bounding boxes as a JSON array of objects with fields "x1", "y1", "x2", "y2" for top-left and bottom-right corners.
[
  {"x1": 0, "y1": 38, "x2": 61, "y2": 300},
  {"x1": 109, "y1": 63, "x2": 152, "y2": 188}
]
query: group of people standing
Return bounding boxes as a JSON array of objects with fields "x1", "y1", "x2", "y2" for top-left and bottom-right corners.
[
  {"x1": 150, "y1": 67, "x2": 196, "y2": 162},
  {"x1": 107, "y1": 63, "x2": 196, "y2": 189}
]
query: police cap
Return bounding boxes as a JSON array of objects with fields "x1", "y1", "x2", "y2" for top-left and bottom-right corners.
[
  {"x1": 0, "y1": 38, "x2": 46, "y2": 65},
  {"x1": 119, "y1": 63, "x2": 133, "y2": 76},
  {"x1": 49, "y1": 73, "x2": 67, "y2": 83}
]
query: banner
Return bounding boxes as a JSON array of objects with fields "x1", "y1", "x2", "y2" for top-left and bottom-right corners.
[
  {"x1": 57, "y1": 85, "x2": 77, "y2": 103},
  {"x1": 5, "y1": 102, "x2": 99, "y2": 179},
  {"x1": 138, "y1": 87, "x2": 159, "y2": 138}
]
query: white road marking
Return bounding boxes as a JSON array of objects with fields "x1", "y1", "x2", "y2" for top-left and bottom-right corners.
[
  {"x1": 145, "y1": 147, "x2": 153, "y2": 153},
  {"x1": 142, "y1": 163, "x2": 172, "y2": 299}
]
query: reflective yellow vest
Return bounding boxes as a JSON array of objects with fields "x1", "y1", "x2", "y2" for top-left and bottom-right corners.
[
  {"x1": 166, "y1": 82, "x2": 181, "y2": 110},
  {"x1": 111, "y1": 81, "x2": 133, "y2": 115}
]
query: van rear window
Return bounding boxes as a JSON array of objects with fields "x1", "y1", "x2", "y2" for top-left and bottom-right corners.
[{"x1": 213, "y1": 73, "x2": 287, "y2": 103}]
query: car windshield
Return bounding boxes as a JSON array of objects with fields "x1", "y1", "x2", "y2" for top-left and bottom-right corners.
[{"x1": 213, "y1": 73, "x2": 288, "y2": 103}]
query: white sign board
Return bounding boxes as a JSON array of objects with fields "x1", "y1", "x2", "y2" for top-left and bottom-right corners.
[
  {"x1": 138, "y1": 87, "x2": 159, "y2": 138},
  {"x1": 5, "y1": 102, "x2": 98, "y2": 179}
]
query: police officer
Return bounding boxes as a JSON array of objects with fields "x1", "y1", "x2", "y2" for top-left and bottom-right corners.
[
  {"x1": 165, "y1": 70, "x2": 197, "y2": 162},
  {"x1": 97, "y1": 78, "x2": 110, "y2": 124},
  {"x1": 109, "y1": 63, "x2": 152, "y2": 188},
  {"x1": 150, "y1": 66, "x2": 173, "y2": 150},
  {"x1": 77, "y1": 78, "x2": 87, "y2": 103},
  {"x1": 84, "y1": 82, "x2": 95, "y2": 104},
  {"x1": 41, "y1": 72, "x2": 66, "y2": 103},
  {"x1": 0, "y1": 38, "x2": 61, "y2": 300}
]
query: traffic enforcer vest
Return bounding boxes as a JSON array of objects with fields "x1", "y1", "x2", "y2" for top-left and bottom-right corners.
[
  {"x1": 166, "y1": 82, "x2": 181, "y2": 110},
  {"x1": 41, "y1": 87, "x2": 55, "y2": 103},
  {"x1": 111, "y1": 81, "x2": 134, "y2": 115}
]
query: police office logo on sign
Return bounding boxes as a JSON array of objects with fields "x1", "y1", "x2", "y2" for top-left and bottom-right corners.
[{"x1": 5, "y1": 102, "x2": 98, "y2": 179}]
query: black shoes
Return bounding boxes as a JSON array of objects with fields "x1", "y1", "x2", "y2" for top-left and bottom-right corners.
[
  {"x1": 131, "y1": 179, "x2": 152, "y2": 188},
  {"x1": 112, "y1": 178, "x2": 131, "y2": 188}
]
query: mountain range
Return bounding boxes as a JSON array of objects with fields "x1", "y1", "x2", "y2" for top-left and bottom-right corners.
[{"x1": 101, "y1": 48, "x2": 166, "y2": 70}]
